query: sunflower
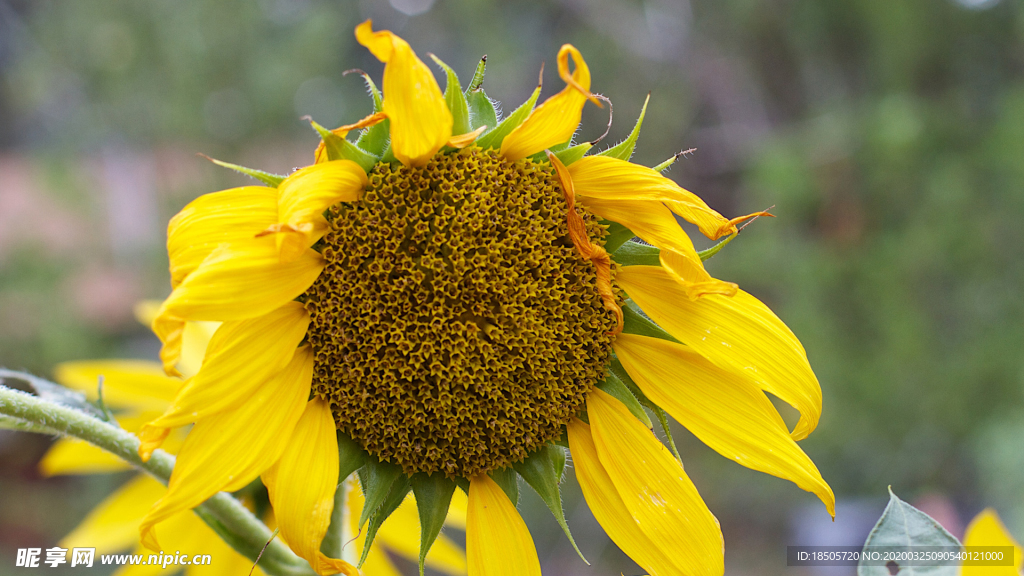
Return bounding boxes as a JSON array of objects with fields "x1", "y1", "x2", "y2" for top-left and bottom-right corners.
[
  {"x1": 41, "y1": 304, "x2": 466, "y2": 576},
  {"x1": 139, "y1": 19, "x2": 834, "y2": 576}
]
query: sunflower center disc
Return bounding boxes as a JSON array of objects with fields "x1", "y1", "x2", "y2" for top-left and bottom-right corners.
[{"x1": 304, "y1": 147, "x2": 616, "y2": 478}]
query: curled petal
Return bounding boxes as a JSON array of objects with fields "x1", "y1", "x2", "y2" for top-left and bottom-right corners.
[
  {"x1": 355, "y1": 20, "x2": 452, "y2": 167},
  {"x1": 501, "y1": 45, "x2": 599, "y2": 161},
  {"x1": 548, "y1": 151, "x2": 622, "y2": 333},
  {"x1": 568, "y1": 155, "x2": 767, "y2": 240}
]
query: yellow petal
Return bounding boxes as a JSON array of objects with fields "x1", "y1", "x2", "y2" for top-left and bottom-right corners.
[
  {"x1": 117, "y1": 510, "x2": 265, "y2": 576},
  {"x1": 376, "y1": 494, "x2": 467, "y2": 575},
  {"x1": 139, "y1": 347, "x2": 313, "y2": 550},
  {"x1": 587, "y1": 387, "x2": 724, "y2": 576},
  {"x1": 60, "y1": 475, "x2": 165, "y2": 554},
  {"x1": 567, "y1": 418, "x2": 692, "y2": 576},
  {"x1": 356, "y1": 20, "x2": 452, "y2": 167},
  {"x1": 167, "y1": 186, "x2": 278, "y2": 288},
  {"x1": 466, "y1": 474, "x2": 541, "y2": 576},
  {"x1": 263, "y1": 398, "x2": 356, "y2": 576},
  {"x1": 615, "y1": 333, "x2": 835, "y2": 515},
  {"x1": 53, "y1": 360, "x2": 180, "y2": 411},
  {"x1": 358, "y1": 546, "x2": 403, "y2": 576},
  {"x1": 568, "y1": 155, "x2": 757, "y2": 240},
  {"x1": 962, "y1": 509, "x2": 1023, "y2": 576},
  {"x1": 618, "y1": 265, "x2": 822, "y2": 441},
  {"x1": 133, "y1": 300, "x2": 162, "y2": 327},
  {"x1": 176, "y1": 320, "x2": 220, "y2": 379},
  {"x1": 156, "y1": 235, "x2": 323, "y2": 324},
  {"x1": 500, "y1": 44, "x2": 599, "y2": 161},
  {"x1": 264, "y1": 160, "x2": 367, "y2": 262},
  {"x1": 139, "y1": 303, "x2": 309, "y2": 457},
  {"x1": 42, "y1": 437, "x2": 133, "y2": 476},
  {"x1": 448, "y1": 125, "x2": 488, "y2": 149},
  {"x1": 445, "y1": 488, "x2": 468, "y2": 530},
  {"x1": 582, "y1": 197, "x2": 738, "y2": 298}
]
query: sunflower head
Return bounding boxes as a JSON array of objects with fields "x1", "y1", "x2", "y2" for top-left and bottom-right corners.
[{"x1": 140, "y1": 19, "x2": 832, "y2": 576}]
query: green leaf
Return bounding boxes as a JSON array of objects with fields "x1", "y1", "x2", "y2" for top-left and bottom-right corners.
[
  {"x1": 489, "y1": 467, "x2": 519, "y2": 506},
  {"x1": 596, "y1": 371, "x2": 652, "y2": 429},
  {"x1": 612, "y1": 240, "x2": 660, "y2": 265},
  {"x1": 514, "y1": 445, "x2": 588, "y2": 564},
  {"x1": 356, "y1": 459, "x2": 404, "y2": 528},
  {"x1": 348, "y1": 71, "x2": 390, "y2": 157},
  {"x1": 652, "y1": 406, "x2": 683, "y2": 462},
  {"x1": 430, "y1": 54, "x2": 471, "y2": 136},
  {"x1": 337, "y1": 431, "x2": 367, "y2": 483},
  {"x1": 554, "y1": 142, "x2": 593, "y2": 166},
  {"x1": 858, "y1": 488, "x2": 962, "y2": 576},
  {"x1": 597, "y1": 93, "x2": 649, "y2": 161},
  {"x1": 602, "y1": 221, "x2": 635, "y2": 253},
  {"x1": 475, "y1": 81, "x2": 542, "y2": 150},
  {"x1": 410, "y1": 473, "x2": 457, "y2": 576},
  {"x1": 200, "y1": 155, "x2": 285, "y2": 187},
  {"x1": 308, "y1": 119, "x2": 378, "y2": 173},
  {"x1": 358, "y1": 476, "x2": 411, "y2": 568},
  {"x1": 622, "y1": 302, "x2": 679, "y2": 344}
]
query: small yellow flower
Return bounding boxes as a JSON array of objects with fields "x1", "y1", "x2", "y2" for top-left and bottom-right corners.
[
  {"x1": 962, "y1": 509, "x2": 1023, "y2": 576},
  {"x1": 140, "y1": 20, "x2": 833, "y2": 576},
  {"x1": 41, "y1": 304, "x2": 465, "y2": 576}
]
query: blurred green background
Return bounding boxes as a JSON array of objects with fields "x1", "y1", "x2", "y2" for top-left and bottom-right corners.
[{"x1": 1, "y1": 0, "x2": 1022, "y2": 574}]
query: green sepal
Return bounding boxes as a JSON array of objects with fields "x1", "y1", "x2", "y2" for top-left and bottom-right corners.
[
  {"x1": 612, "y1": 240, "x2": 660, "y2": 265},
  {"x1": 410, "y1": 473, "x2": 457, "y2": 576},
  {"x1": 454, "y1": 477, "x2": 470, "y2": 494},
  {"x1": 602, "y1": 221, "x2": 635, "y2": 253},
  {"x1": 652, "y1": 405, "x2": 683, "y2": 462},
  {"x1": 528, "y1": 140, "x2": 570, "y2": 163},
  {"x1": 308, "y1": 119, "x2": 379, "y2": 174},
  {"x1": 475, "y1": 82, "x2": 541, "y2": 150},
  {"x1": 356, "y1": 459, "x2": 404, "y2": 528},
  {"x1": 596, "y1": 371, "x2": 652, "y2": 429},
  {"x1": 652, "y1": 154, "x2": 680, "y2": 173},
  {"x1": 514, "y1": 444, "x2": 589, "y2": 564},
  {"x1": 597, "y1": 93, "x2": 649, "y2": 161},
  {"x1": 202, "y1": 155, "x2": 286, "y2": 187},
  {"x1": 349, "y1": 71, "x2": 390, "y2": 157},
  {"x1": 554, "y1": 142, "x2": 593, "y2": 166},
  {"x1": 698, "y1": 233, "x2": 737, "y2": 262},
  {"x1": 430, "y1": 54, "x2": 471, "y2": 137},
  {"x1": 357, "y1": 476, "x2": 411, "y2": 568},
  {"x1": 337, "y1": 431, "x2": 368, "y2": 482},
  {"x1": 489, "y1": 467, "x2": 519, "y2": 506},
  {"x1": 622, "y1": 301, "x2": 679, "y2": 343}
]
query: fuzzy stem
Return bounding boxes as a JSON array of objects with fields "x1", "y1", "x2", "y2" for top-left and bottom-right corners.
[{"x1": 0, "y1": 383, "x2": 315, "y2": 576}]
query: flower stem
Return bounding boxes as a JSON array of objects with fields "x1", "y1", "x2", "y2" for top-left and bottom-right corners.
[{"x1": 0, "y1": 383, "x2": 315, "y2": 576}]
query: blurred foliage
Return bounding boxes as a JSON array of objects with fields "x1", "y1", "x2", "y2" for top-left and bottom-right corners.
[{"x1": 1, "y1": 0, "x2": 1023, "y2": 573}]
